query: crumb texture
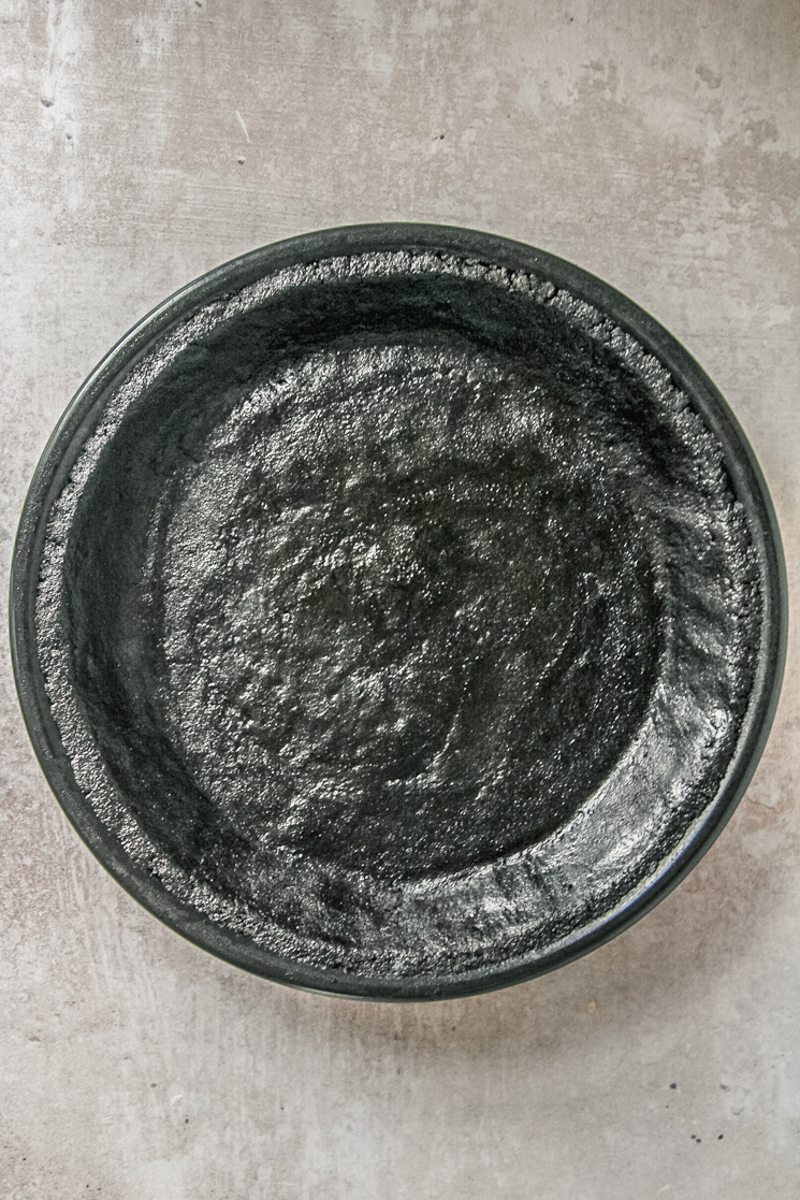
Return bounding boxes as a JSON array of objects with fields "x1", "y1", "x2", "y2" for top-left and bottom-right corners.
[{"x1": 37, "y1": 249, "x2": 761, "y2": 980}]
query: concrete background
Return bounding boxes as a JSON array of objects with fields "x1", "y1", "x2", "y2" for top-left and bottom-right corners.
[{"x1": 1, "y1": 1, "x2": 798, "y2": 1196}]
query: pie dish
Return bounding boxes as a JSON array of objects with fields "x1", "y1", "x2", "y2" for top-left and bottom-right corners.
[{"x1": 10, "y1": 225, "x2": 786, "y2": 999}]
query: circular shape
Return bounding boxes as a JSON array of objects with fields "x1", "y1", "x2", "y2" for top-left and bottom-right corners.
[
  {"x1": 159, "y1": 343, "x2": 660, "y2": 880},
  {"x1": 10, "y1": 225, "x2": 786, "y2": 1000}
]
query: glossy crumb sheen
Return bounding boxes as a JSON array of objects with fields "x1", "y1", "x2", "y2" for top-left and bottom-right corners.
[{"x1": 35, "y1": 247, "x2": 761, "y2": 984}]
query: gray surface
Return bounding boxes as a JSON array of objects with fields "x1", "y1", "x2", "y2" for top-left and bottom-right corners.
[{"x1": 1, "y1": 0, "x2": 797, "y2": 1195}]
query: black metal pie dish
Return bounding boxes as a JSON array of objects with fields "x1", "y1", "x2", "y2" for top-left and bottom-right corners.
[{"x1": 11, "y1": 225, "x2": 786, "y2": 1000}]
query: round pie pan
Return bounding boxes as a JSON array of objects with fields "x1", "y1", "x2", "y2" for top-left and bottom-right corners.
[{"x1": 10, "y1": 224, "x2": 786, "y2": 1000}]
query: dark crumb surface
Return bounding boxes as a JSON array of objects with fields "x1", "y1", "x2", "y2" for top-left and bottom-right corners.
[{"x1": 33, "y1": 241, "x2": 763, "y2": 987}]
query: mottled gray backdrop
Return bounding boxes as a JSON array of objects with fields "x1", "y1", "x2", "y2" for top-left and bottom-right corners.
[{"x1": 1, "y1": 1, "x2": 798, "y2": 1197}]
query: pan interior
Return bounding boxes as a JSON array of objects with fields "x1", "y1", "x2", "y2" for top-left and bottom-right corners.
[{"x1": 39, "y1": 249, "x2": 761, "y2": 983}]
